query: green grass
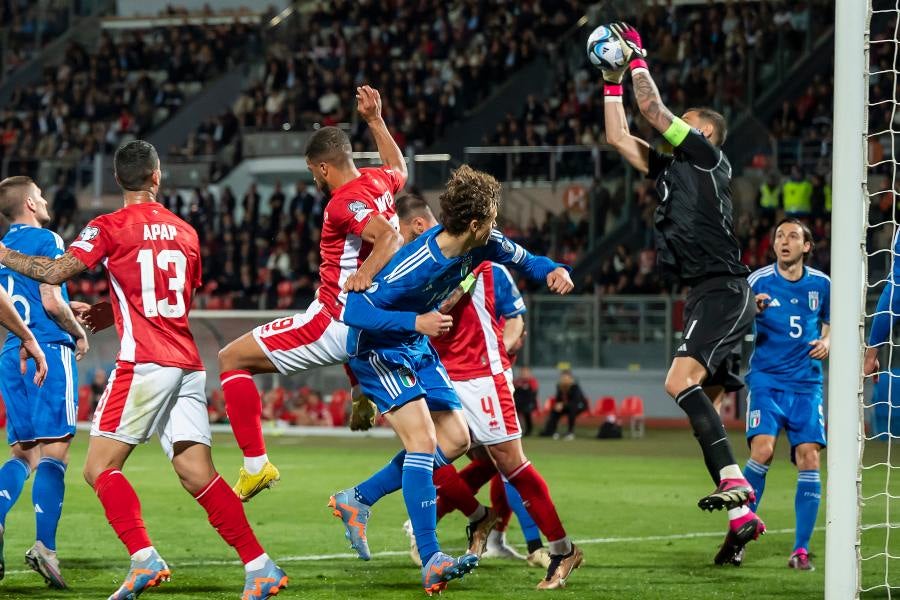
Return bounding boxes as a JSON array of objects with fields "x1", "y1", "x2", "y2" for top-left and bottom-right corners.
[{"x1": 0, "y1": 428, "x2": 867, "y2": 599}]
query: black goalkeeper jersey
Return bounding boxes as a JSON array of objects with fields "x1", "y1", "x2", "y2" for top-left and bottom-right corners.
[{"x1": 647, "y1": 129, "x2": 749, "y2": 286}]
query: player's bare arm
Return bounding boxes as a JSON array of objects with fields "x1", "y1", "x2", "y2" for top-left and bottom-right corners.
[
  {"x1": 40, "y1": 283, "x2": 89, "y2": 360},
  {"x1": 357, "y1": 85, "x2": 408, "y2": 182},
  {"x1": 342, "y1": 215, "x2": 403, "y2": 292},
  {"x1": 0, "y1": 286, "x2": 47, "y2": 385},
  {"x1": 0, "y1": 246, "x2": 88, "y2": 285},
  {"x1": 603, "y1": 98, "x2": 650, "y2": 175},
  {"x1": 503, "y1": 315, "x2": 525, "y2": 354},
  {"x1": 631, "y1": 69, "x2": 676, "y2": 136}
]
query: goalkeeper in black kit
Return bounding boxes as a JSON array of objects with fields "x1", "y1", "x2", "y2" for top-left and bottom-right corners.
[{"x1": 595, "y1": 22, "x2": 765, "y2": 554}]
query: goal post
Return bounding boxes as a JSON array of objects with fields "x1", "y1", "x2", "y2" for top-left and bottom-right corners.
[{"x1": 826, "y1": 0, "x2": 868, "y2": 597}]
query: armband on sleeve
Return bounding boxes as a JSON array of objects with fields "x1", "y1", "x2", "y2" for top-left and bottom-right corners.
[{"x1": 662, "y1": 117, "x2": 692, "y2": 147}]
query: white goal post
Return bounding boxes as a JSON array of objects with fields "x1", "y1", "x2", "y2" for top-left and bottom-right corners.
[{"x1": 826, "y1": 0, "x2": 868, "y2": 598}]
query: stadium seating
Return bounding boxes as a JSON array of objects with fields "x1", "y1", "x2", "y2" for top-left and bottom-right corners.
[
  {"x1": 619, "y1": 395, "x2": 646, "y2": 438},
  {"x1": 592, "y1": 396, "x2": 617, "y2": 421}
]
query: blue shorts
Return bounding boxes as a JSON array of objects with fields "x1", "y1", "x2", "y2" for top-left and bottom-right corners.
[
  {"x1": 746, "y1": 385, "x2": 826, "y2": 452},
  {"x1": 350, "y1": 344, "x2": 460, "y2": 414},
  {"x1": 0, "y1": 343, "x2": 78, "y2": 445}
]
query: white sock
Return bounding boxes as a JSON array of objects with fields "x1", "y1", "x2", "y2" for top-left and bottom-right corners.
[
  {"x1": 131, "y1": 546, "x2": 155, "y2": 562},
  {"x1": 719, "y1": 464, "x2": 743, "y2": 481},
  {"x1": 487, "y1": 529, "x2": 504, "y2": 546},
  {"x1": 245, "y1": 553, "x2": 270, "y2": 572},
  {"x1": 244, "y1": 454, "x2": 269, "y2": 474},
  {"x1": 548, "y1": 537, "x2": 572, "y2": 556},
  {"x1": 727, "y1": 505, "x2": 750, "y2": 521},
  {"x1": 467, "y1": 505, "x2": 487, "y2": 523}
]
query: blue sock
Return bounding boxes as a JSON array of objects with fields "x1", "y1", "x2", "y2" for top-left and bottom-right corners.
[
  {"x1": 0, "y1": 458, "x2": 30, "y2": 527},
  {"x1": 402, "y1": 452, "x2": 439, "y2": 565},
  {"x1": 355, "y1": 450, "x2": 405, "y2": 506},
  {"x1": 33, "y1": 457, "x2": 67, "y2": 551},
  {"x1": 795, "y1": 470, "x2": 821, "y2": 552},
  {"x1": 433, "y1": 446, "x2": 451, "y2": 467},
  {"x1": 505, "y1": 480, "x2": 541, "y2": 546},
  {"x1": 743, "y1": 459, "x2": 769, "y2": 512}
]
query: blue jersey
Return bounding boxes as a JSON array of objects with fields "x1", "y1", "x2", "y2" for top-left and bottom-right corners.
[
  {"x1": 343, "y1": 226, "x2": 564, "y2": 356},
  {"x1": 491, "y1": 263, "x2": 526, "y2": 320},
  {"x1": 0, "y1": 224, "x2": 73, "y2": 350},
  {"x1": 746, "y1": 264, "x2": 830, "y2": 390},
  {"x1": 869, "y1": 230, "x2": 900, "y2": 346}
]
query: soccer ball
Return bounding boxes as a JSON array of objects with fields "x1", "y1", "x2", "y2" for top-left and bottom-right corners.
[{"x1": 586, "y1": 25, "x2": 625, "y2": 71}]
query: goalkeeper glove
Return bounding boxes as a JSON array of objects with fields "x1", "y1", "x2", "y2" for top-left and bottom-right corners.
[
  {"x1": 349, "y1": 386, "x2": 377, "y2": 431},
  {"x1": 602, "y1": 67, "x2": 627, "y2": 98},
  {"x1": 609, "y1": 22, "x2": 649, "y2": 70}
]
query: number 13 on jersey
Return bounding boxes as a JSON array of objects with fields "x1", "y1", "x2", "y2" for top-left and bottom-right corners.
[{"x1": 136, "y1": 248, "x2": 187, "y2": 318}]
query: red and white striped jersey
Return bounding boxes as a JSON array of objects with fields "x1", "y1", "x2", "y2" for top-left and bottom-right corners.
[
  {"x1": 319, "y1": 167, "x2": 404, "y2": 319},
  {"x1": 68, "y1": 202, "x2": 203, "y2": 370},
  {"x1": 430, "y1": 262, "x2": 526, "y2": 380}
]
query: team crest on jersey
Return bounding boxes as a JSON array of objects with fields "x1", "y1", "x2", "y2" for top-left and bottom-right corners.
[
  {"x1": 749, "y1": 410, "x2": 761, "y2": 429},
  {"x1": 78, "y1": 225, "x2": 100, "y2": 241},
  {"x1": 460, "y1": 255, "x2": 473, "y2": 277},
  {"x1": 397, "y1": 367, "x2": 416, "y2": 388},
  {"x1": 366, "y1": 282, "x2": 379, "y2": 294},
  {"x1": 347, "y1": 201, "x2": 368, "y2": 213},
  {"x1": 808, "y1": 291, "x2": 820, "y2": 311},
  {"x1": 501, "y1": 238, "x2": 515, "y2": 253}
]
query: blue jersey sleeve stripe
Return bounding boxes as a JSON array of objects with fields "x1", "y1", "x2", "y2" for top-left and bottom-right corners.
[
  {"x1": 384, "y1": 245, "x2": 430, "y2": 281},
  {"x1": 384, "y1": 246, "x2": 431, "y2": 283}
]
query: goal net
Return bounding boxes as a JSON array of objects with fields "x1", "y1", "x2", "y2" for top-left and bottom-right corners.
[
  {"x1": 831, "y1": 0, "x2": 900, "y2": 597},
  {"x1": 860, "y1": 0, "x2": 900, "y2": 596}
]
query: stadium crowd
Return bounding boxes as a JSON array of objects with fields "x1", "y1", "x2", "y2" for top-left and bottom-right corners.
[
  {"x1": 0, "y1": 0, "x2": 73, "y2": 77},
  {"x1": 171, "y1": 0, "x2": 585, "y2": 172},
  {"x1": 0, "y1": 21, "x2": 261, "y2": 184}
]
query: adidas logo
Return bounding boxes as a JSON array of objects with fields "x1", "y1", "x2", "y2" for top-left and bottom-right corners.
[
  {"x1": 768, "y1": 298, "x2": 781, "y2": 307},
  {"x1": 677, "y1": 344, "x2": 687, "y2": 352},
  {"x1": 0, "y1": 490, "x2": 9, "y2": 501},
  {"x1": 34, "y1": 503, "x2": 43, "y2": 514}
]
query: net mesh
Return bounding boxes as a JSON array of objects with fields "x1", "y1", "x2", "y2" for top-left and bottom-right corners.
[{"x1": 861, "y1": 0, "x2": 900, "y2": 596}]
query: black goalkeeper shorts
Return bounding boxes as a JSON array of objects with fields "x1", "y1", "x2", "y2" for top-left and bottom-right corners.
[{"x1": 675, "y1": 275, "x2": 755, "y2": 392}]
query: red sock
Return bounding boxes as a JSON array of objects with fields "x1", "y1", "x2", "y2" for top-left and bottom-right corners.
[
  {"x1": 94, "y1": 469, "x2": 152, "y2": 555},
  {"x1": 221, "y1": 370, "x2": 266, "y2": 457},
  {"x1": 457, "y1": 458, "x2": 497, "y2": 493},
  {"x1": 507, "y1": 462, "x2": 567, "y2": 542},
  {"x1": 433, "y1": 465, "x2": 480, "y2": 517},
  {"x1": 490, "y1": 474, "x2": 512, "y2": 532},
  {"x1": 194, "y1": 474, "x2": 265, "y2": 564}
]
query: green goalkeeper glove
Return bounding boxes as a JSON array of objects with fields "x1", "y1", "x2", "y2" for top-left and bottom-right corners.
[{"x1": 349, "y1": 386, "x2": 377, "y2": 431}]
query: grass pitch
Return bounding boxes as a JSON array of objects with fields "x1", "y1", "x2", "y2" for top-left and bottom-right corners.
[{"x1": 0, "y1": 429, "x2": 853, "y2": 599}]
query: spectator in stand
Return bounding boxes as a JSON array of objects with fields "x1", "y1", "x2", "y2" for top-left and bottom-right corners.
[
  {"x1": 513, "y1": 367, "x2": 540, "y2": 436},
  {"x1": 295, "y1": 391, "x2": 333, "y2": 428},
  {"x1": 89, "y1": 367, "x2": 108, "y2": 419},
  {"x1": 783, "y1": 166, "x2": 813, "y2": 216},
  {"x1": 758, "y1": 171, "x2": 782, "y2": 218},
  {"x1": 540, "y1": 370, "x2": 589, "y2": 440}
]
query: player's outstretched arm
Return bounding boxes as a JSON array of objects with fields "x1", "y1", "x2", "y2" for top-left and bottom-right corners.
[
  {"x1": 631, "y1": 69, "x2": 676, "y2": 136},
  {"x1": 357, "y1": 85, "x2": 408, "y2": 185},
  {"x1": 484, "y1": 231, "x2": 573, "y2": 294},
  {"x1": 864, "y1": 284, "x2": 900, "y2": 378},
  {"x1": 503, "y1": 315, "x2": 525, "y2": 354},
  {"x1": 343, "y1": 215, "x2": 403, "y2": 292},
  {"x1": 604, "y1": 94, "x2": 650, "y2": 175},
  {"x1": 0, "y1": 246, "x2": 87, "y2": 285},
  {"x1": 40, "y1": 283, "x2": 89, "y2": 360},
  {"x1": 0, "y1": 287, "x2": 47, "y2": 385},
  {"x1": 343, "y1": 292, "x2": 451, "y2": 337}
]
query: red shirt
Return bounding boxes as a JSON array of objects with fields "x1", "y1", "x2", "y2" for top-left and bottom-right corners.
[
  {"x1": 318, "y1": 167, "x2": 404, "y2": 318},
  {"x1": 68, "y1": 202, "x2": 204, "y2": 370},
  {"x1": 431, "y1": 263, "x2": 525, "y2": 380}
]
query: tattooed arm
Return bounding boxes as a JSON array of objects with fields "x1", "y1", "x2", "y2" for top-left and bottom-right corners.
[
  {"x1": 0, "y1": 247, "x2": 88, "y2": 285},
  {"x1": 631, "y1": 69, "x2": 676, "y2": 135},
  {"x1": 40, "y1": 283, "x2": 90, "y2": 360}
]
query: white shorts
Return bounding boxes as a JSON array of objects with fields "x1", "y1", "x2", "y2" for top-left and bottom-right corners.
[
  {"x1": 91, "y1": 362, "x2": 211, "y2": 460},
  {"x1": 454, "y1": 369, "x2": 521, "y2": 445},
  {"x1": 252, "y1": 300, "x2": 349, "y2": 376}
]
